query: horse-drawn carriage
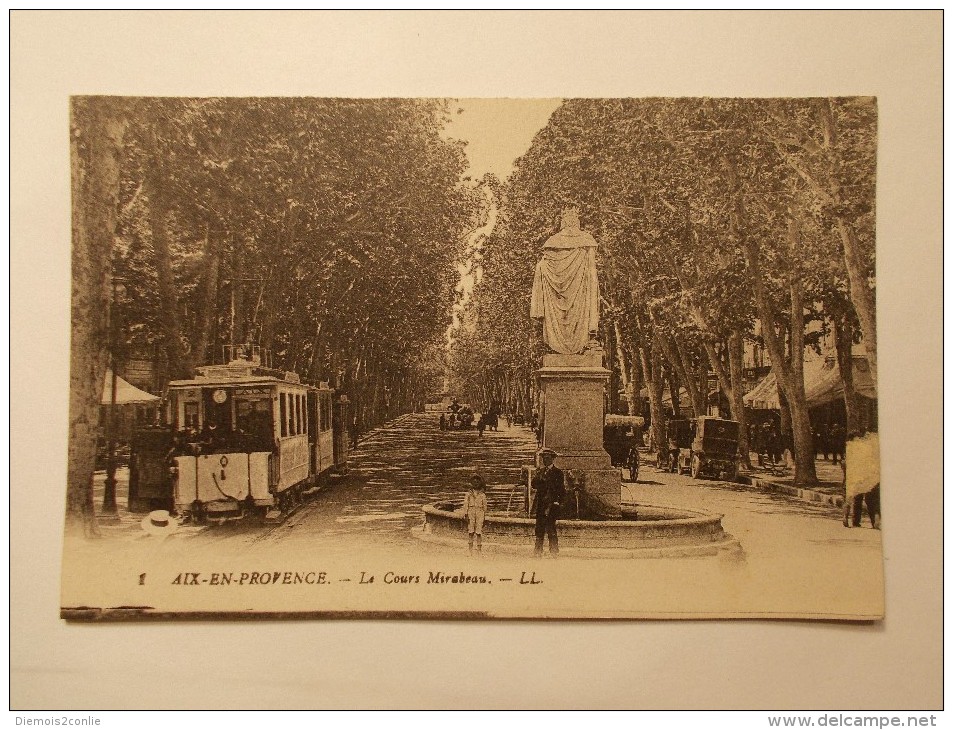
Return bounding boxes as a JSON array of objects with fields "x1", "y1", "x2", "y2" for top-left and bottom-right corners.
[
  {"x1": 603, "y1": 414, "x2": 644, "y2": 482},
  {"x1": 445, "y1": 403, "x2": 475, "y2": 430}
]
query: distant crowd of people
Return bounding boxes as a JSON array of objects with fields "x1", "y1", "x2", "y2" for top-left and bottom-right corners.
[
  {"x1": 813, "y1": 422, "x2": 847, "y2": 464},
  {"x1": 746, "y1": 420, "x2": 847, "y2": 468},
  {"x1": 438, "y1": 400, "x2": 476, "y2": 431},
  {"x1": 437, "y1": 400, "x2": 541, "y2": 440}
]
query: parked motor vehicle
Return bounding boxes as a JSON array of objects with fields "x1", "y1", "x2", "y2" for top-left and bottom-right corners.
[{"x1": 686, "y1": 416, "x2": 741, "y2": 481}]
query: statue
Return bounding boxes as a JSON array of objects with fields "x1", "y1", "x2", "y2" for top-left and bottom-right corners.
[{"x1": 529, "y1": 208, "x2": 600, "y2": 355}]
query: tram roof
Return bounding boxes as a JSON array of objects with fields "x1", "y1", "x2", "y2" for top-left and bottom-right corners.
[{"x1": 168, "y1": 375, "x2": 330, "y2": 390}]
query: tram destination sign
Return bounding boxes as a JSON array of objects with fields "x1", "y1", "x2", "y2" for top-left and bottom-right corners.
[{"x1": 234, "y1": 387, "x2": 271, "y2": 396}]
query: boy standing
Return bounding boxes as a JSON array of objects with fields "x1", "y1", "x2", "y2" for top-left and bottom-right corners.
[{"x1": 463, "y1": 473, "x2": 489, "y2": 554}]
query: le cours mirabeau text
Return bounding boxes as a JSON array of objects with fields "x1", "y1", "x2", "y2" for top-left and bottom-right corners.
[{"x1": 166, "y1": 570, "x2": 543, "y2": 586}]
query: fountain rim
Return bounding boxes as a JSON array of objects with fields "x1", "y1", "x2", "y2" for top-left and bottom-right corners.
[{"x1": 422, "y1": 501, "x2": 725, "y2": 527}]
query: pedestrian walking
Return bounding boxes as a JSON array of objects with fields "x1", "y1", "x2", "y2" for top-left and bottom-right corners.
[
  {"x1": 758, "y1": 423, "x2": 773, "y2": 467},
  {"x1": 439, "y1": 413, "x2": 446, "y2": 431},
  {"x1": 477, "y1": 415, "x2": 486, "y2": 437},
  {"x1": 748, "y1": 423, "x2": 762, "y2": 467},
  {"x1": 463, "y1": 473, "x2": 488, "y2": 554},
  {"x1": 814, "y1": 423, "x2": 829, "y2": 461},
  {"x1": 771, "y1": 426, "x2": 785, "y2": 466},
  {"x1": 531, "y1": 448, "x2": 565, "y2": 556},
  {"x1": 830, "y1": 422, "x2": 846, "y2": 465},
  {"x1": 843, "y1": 431, "x2": 881, "y2": 530},
  {"x1": 845, "y1": 485, "x2": 881, "y2": 530}
]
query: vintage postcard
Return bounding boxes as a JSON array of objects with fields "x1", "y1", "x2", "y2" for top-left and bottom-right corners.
[{"x1": 61, "y1": 95, "x2": 884, "y2": 621}]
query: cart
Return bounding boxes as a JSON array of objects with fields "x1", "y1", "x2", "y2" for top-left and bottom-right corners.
[{"x1": 604, "y1": 414, "x2": 645, "y2": 482}]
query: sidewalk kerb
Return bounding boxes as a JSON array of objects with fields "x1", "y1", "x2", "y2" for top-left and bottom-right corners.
[{"x1": 738, "y1": 474, "x2": 845, "y2": 508}]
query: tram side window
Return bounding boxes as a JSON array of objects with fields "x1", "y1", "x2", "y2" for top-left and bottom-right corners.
[
  {"x1": 297, "y1": 394, "x2": 304, "y2": 434},
  {"x1": 280, "y1": 393, "x2": 287, "y2": 437},
  {"x1": 289, "y1": 393, "x2": 296, "y2": 436},
  {"x1": 320, "y1": 394, "x2": 332, "y2": 432}
]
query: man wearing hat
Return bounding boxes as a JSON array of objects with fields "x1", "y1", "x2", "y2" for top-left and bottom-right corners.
[{"x1": 531, "y1": 448, "x2": 565, "y2": 556}]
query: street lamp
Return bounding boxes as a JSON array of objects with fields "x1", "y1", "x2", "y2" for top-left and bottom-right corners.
[{"x1": 102, "y1": 276, "x2": 127, "y2": 517}]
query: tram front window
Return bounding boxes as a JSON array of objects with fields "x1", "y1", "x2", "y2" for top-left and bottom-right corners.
[{"x1": 235, "y1": 397, "x2": 274, "y2": 451}]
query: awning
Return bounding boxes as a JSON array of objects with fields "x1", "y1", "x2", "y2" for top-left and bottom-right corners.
[
  {"x1": 805, "y1": 355, "x2": 877, "y2": 406},
  {"x1": 101, "y1": 370, "x2": 160, "y2": 405},
  {"x1": 743, "y1": 356, "x2": 876, "y2": 410},
  {"x1": 743, "y1": 371, "x2": 782, "y2": 410}
]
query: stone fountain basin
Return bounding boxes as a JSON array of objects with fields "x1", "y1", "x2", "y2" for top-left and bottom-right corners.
[{"x1": 414, "y1": 501, "x2": 741, "y2": 558}]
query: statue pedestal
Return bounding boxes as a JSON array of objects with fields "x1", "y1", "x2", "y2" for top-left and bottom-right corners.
[{"x1": 537, "y1": 349, "x2": 621, "y2": 518}]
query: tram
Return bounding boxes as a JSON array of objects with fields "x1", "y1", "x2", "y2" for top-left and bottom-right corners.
[{"x1": 128, "y1": 345, "x2": 349, "y2": 522}]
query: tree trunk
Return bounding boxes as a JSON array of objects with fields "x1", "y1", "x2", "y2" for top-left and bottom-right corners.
[
  {"x1": 627, "y1": 344, "x2": 643, "y2": 417},
  {"x1": 778, "y1": 387, "x2": 793, "y2": 463},
  {"x1": 815, "y1": 103, "x2": 878, "y2": 392},
  {"x1": 67, "y1": 98, "x2": 127, "y2": 536},
  {"x1": 144, "y1": 168, "x2": 184, "y2": 379},
  {"x1": 835, "y1": 219, "x2": 877, "y2": 391},
  {"x1": 640, "y1": 346, "x2": 665, "y2": 454},
  {"x1": 740, "y1": 215, "x2": 817, "y2": 484},
  {"x1": 606, "y1": 322, "x2": 620, "y2": 414},
  {"x1": 673, "y1": 334, "x2": 707, "y2": 417},
  {"x1": 307, "y1": 324, "x2": 324, "y2": 382},
  {"x1": 665, "y1": 364, "x2": 681, "y2": 419},
  {"x1": 784, "y1": 249, "x2": 817, "y2": 483},
  {"x1": 727, "y1": 329, "x2": 751, "y2": 467},
  {"x1": 834, "y1": 313, "x2": 864, "y2": 436},
  {"x1": 184, "y1": 223, "x2": 222, "y2": 375},
  {"x1": 612, "y1": 320, "x2": 632, "y2": 415}
]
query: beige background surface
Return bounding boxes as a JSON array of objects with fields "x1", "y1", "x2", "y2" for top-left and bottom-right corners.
[{"x1": 10, "y1": 10, "x2": 942, "y2": 709}]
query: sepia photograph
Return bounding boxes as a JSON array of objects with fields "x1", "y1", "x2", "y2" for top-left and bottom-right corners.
[
  {"x1": 11, "y1": 9, "x2": 941, "y2": 711},
  {"x1": 61, "y1": 95, "x2": 884, "y2": 621}
]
